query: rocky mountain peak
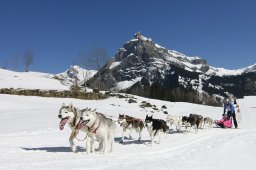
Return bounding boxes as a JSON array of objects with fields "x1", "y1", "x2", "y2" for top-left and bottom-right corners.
[
  {"x1": 114, "y1": 33, "x2": 209, "y2": 75},
  {"x1": 87, "y1": 33, "x2": 256, "y2": 105}
]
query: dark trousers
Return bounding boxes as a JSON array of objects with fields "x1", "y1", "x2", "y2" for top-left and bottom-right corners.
[{"x1": 228, "y1": 111, "x2": 238, "y2": 128}]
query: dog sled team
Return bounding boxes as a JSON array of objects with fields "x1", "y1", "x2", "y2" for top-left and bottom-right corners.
[{"x1": 58, "y1": 98, "x2": 241, "y2": 153}]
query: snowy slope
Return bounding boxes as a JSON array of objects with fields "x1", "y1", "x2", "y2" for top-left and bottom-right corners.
[
  {"x1": 0, "y1": 66, "x2": 97, "y2": 90},
  {"x1": 1, "y1": 94, "x2": 255, "y2": 170},
  {"x1": 0, "y1": 68, "x2": 69, "y2": 90}
]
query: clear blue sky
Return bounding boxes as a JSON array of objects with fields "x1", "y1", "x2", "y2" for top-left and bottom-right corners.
[{"x1": 0, "y1": 0, "x2": 255, "y2": 73}]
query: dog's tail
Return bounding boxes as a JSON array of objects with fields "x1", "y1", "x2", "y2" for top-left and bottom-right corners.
[{"x1": 108, "y1": 121, "x2": 116, "y2": 139}]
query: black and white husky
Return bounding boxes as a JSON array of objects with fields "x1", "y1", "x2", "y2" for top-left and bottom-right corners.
[
  {"x1": 78, "y1": 108, "x2": 116, "y2": 154},
  {"x1": 145, "y1": 115, "x2": 169, "y2": 146},
  {"x1": 118, "y1": 114, "x2": 144, "y2": 143},
  {"x1": 58, "y1": 103, "x2": 90, "y2": 152}
]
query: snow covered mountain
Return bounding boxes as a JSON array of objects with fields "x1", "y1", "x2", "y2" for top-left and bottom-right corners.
[
  {"x1": 206, "y1": 63, "x2": 256, "y2": 76},
  {"x1": 87, "y1": 32, "x2": 256, "y2": 104},
  {"x1": 55, "y1": 65, "x2": 97, "y2": 87}
]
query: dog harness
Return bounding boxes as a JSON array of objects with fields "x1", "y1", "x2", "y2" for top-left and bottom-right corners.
[
  {"x1": 88, "y1": 117, "x2": 101, "y2": 134},
  {"x1": 88, "y1": 123, "x2": 100, "y2": 134}
]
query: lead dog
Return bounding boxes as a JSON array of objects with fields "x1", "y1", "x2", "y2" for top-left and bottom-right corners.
[
  {"x1": 145, "y1": 115, "x2": 169, "y2": 146},
  {"x1": 78, "y1": 108, "x2": 116, "y2": 154},
  {"x1": 58, "y1": 103, "x2": 91, "y2": 152},
  {"x1": 118, "y1": 114, "x2": 144, "y2": 143}
]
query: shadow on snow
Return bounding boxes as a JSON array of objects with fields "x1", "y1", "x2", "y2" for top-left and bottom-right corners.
[
  {"x1": 114, "y1": 137, "x2": 151, "y2": 145},
  {"x1": 21, "y1": 146, "x2": 85, "y2": 153}
]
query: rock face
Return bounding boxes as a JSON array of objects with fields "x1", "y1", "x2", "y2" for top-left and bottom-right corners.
[{"x1": 87, "y1": 33, "x2": 256, "y2": 105}]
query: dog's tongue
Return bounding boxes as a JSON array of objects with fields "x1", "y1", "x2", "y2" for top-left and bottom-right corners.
[
  {"x1": 59, "y1": 118, "x2": 68, "y2": 130},
  {"x1": 77, "y1": 121, "x2": 84, "y2": 129}
]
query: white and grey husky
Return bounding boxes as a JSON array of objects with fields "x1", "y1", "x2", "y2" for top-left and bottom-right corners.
[
  {"x1": 78, "y1": 108, "x2": 116, "y2": 154},
  {"x1": 118, "y1": 114, "x2": 144, "y2": 143},
  {"x1": 166, "y1": 114, "x2": 182, "y2": 132},
  {"x1": 58, "y1": 103, "x2": 90, "y2": 152},
  {"x1": 203, "y1": 117, "x2": 214, "y2": 129}
]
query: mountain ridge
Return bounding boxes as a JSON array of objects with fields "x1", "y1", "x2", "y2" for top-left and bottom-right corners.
[{"x1": 86, "y1": 33, "x2": 256, "y2": 105}]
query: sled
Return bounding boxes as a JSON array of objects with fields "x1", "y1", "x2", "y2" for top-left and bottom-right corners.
[{"x1": 215, "y1": 115, "x2": 232, "y2": 128}]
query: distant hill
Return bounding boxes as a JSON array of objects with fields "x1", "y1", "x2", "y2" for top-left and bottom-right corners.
[{"x1": 0, "y1": 65, "x2": 96, "y2": 91}]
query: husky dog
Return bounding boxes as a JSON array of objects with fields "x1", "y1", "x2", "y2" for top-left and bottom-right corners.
[
  {"x1": 166, "y1": 114, "x2": 182, "y2": 132},
  {"x1": 58, "y1": 103, "x2": 90, "y2": 152},
  {"x1": 181, "y1": 116, "x2": 191, "y2": 132},
  {"x1": 181, "y1": 114, "x2": 202, "y2": 133},
  {"x1": 118, "y1": 114, "x2": 144, "y2": 143},
  {"x1": 203, "y1": 117, "x2": 214, "y2": 129},
  {"x1": 189, "y1": 113, "x2": 204, "y2": 128},
  {"x1": 78, "y1": 108, "x2": 116, "y2": 154},
  {"x1": 145, "y1": 115, "x2": 169, "y2": 146}
]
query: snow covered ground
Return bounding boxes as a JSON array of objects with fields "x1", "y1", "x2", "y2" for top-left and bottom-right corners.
[
  {"x1": 0, "y1": 94, "x2": 256, "y2": 170},
  {"x1": 0, "y1": 68, "x2": 69, "y2": 90}
]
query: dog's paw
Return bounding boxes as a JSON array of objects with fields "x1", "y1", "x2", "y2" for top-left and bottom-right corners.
[
  {"x1": 99, "y1": 151, "x2": 105, "y2": 154},
  {"x1": 72, "y1": 146, "x2": 77, "y2": 153}
]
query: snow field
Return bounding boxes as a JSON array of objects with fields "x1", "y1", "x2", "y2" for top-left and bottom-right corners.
[{"x1": 0, "y1": 94, "x2": 255, "y2": 170}]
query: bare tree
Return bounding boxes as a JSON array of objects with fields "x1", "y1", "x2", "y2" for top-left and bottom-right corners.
[
  {"x1": 89, "y1": 48, "x2": 108, "y2": 91},
  {"x1": 23, "y1": 49, "x2": 34, "y2": 72}
]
